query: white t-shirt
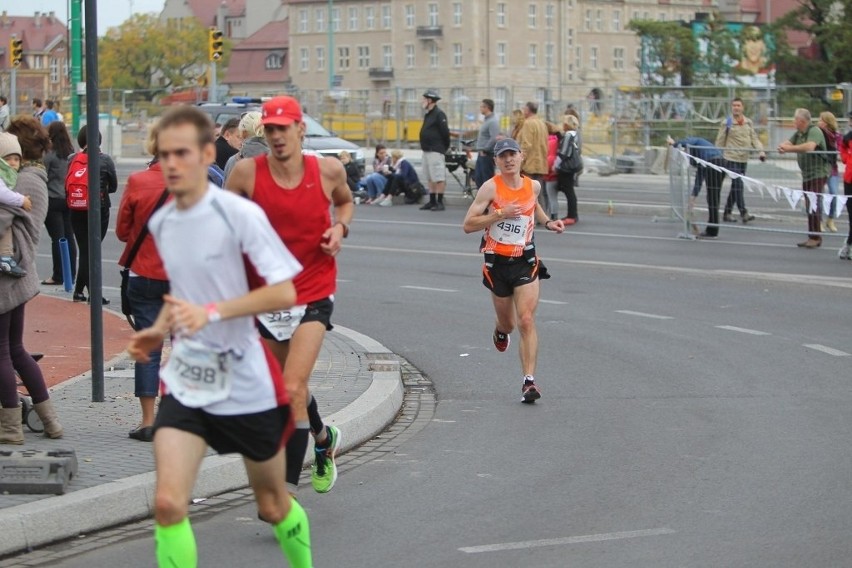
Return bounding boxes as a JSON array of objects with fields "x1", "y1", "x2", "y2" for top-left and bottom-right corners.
[{"x1": 149, "y1": 185, "x2": 302, "y2": 415}]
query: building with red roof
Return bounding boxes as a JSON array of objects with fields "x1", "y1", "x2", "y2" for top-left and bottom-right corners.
[{"x1": 0, "y1": 11, "x2": 69, "y2": 111}]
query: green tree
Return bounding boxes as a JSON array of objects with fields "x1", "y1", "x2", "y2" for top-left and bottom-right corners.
[
  {"x1": 98, "y1": 14, "x2": 231, "y2": 96},
  {"x1": 772, "y1": 0, "x2": 852, "y2": 85},
  {"x1": 694, "y1": 13, "x2": 741, "y2": 83},
  {"x1": 628, "y1": 20, "x2": 698, "y2": 86}
]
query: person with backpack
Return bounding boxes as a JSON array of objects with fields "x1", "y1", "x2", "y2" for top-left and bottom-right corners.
[
  {"x1": 553, "y1": 114, "x2": 583, "y2": 224},
  {"x1": 41, "y1": 122, "x2": 77, "y2": 286},
  {"x1": 66, "y1": 128, "x2": 117, "y2": 303},
  {"x1": 715, "y1": 97, "x2": 765, "y2": 224},
  {"x1": 778, "y1": 108, "x2": 830, "y2": 248},
  {"x1": 818, "y1": 111, "x2": 841, "y2": 233}
]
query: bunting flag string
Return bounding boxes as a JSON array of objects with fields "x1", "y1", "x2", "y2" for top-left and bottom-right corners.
[{"x1": 674, "y1": 149, "x2": 849, "y2": 215}]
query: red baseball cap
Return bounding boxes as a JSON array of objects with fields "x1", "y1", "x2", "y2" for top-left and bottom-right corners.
[{"x1": 261, "y1": 96, "x2": 303, "y2": 126}]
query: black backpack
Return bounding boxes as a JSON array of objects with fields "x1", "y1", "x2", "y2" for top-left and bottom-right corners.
[{"x1": 557, "y1": 133, "x2": 583, "y2": 174}]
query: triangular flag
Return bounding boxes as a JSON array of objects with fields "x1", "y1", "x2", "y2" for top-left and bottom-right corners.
[
  {"x1": 822, "y1": 194, "x2": 834, "y2": 216},
  {"x1": 836, "y1": 195, "x2": 848, "y2": 218},
  {"x1": 806, "y1": 192, "x2": 819, "y2": 213},
  {"x1": 784, "y1": 188, "x2": 802, "y2": 210}
]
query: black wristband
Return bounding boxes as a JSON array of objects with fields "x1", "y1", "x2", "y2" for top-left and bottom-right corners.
[{"x1": 335, "y1": 221, "x2": 349, "y2": 238}]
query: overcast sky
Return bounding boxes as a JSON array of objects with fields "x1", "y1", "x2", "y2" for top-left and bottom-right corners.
[{"x1": 23, "y1": 0, "x2": 166, "y2": 36}]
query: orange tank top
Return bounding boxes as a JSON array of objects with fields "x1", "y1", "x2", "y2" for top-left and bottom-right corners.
[{"x1": 482, "y1": 175, "x2": 537, "y2": 257}]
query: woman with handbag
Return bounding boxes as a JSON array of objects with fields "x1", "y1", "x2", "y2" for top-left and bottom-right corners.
[{"x1": 115, "y1": 143, "x2": 170, "y2": 442}]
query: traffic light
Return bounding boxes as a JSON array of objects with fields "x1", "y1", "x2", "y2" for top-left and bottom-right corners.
[
  {"x1": 208, "y1": 28, "x2": 223, "y2": 62},
  {"x1": 9, "y1": 37, "x2": 23, "y2": 67}
]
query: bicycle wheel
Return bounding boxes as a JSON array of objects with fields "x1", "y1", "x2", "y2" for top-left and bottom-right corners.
[{"x1": 21, "y1": 397, "x2": 44, "y2": 433}]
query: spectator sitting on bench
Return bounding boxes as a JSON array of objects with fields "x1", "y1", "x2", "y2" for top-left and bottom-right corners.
[{"x1": 375, "y1": 150, "x2": 424, "y2": 207}]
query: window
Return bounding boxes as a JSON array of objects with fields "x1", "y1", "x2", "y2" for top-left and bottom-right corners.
[
  {"x1": 451, "y1": 88, "x2": 464, "y2": 106},
  {"x1": 428, "y1": 3, "x2": 439, "y2": 27},
  {"x1": 635, "y1": 47, "x2": 642, "y2": 66},
  {"x1": 452, "y1": 42, "x2": 462, "y2": 67},
  {"x1": 383, "y1": 44, "x2": 393, "y2": 68},
  {"x1": 381, "y1": 4, "x2": 391, "y2": 28},
  {"x1": 595, "y1": 10, "x2": 602, "y2": 31},
  {"x1": 357, "y1": 45, "x2": 370, "y2": 69},
  {"x1": 349, "y1": 7, "x2": 359, "y2": 31},
  {"x1": 315, "y1": 8, "x2": 325, "y2": 32},
  {"x1": 298, "y1": 9, "x2": 308, "y2": 33},
  {"x1": 365, "y1": 7, "x2": 375, "y2": 29},
  {"x1": 338, "y1": 46, "x2": 350, "y2": 71},
  {"x1": 584, "y1": 10, "x2": 591, "y2": 31},
  {"x1": 496, "y1": 3, "x2": 506, "y2": 27},
  {"x1": 453, "y1": 2, "x2": 462, "y2": 26},
  {"x1": 575, "y1": 46, "x2": 582, "y2": 70},
  {"x1": 528, "y1": 43, "x2": 537, "y2": 68},
  {"x1": 613, "y1": 10, "x2": 621, "y2": 31},
  {"x1": 497, "y1": 42, "x2": 507, "y2": 66},
  {"x1": 332, "y1": 8, "x2": 340, "y2": 32},
  {"x1": 613, "y1": 47, "x2": 624, "y2": 70},
  {"x1": 50, "y1": 57, "x2": 59, "y2": 83},
  {"x1": 405, "y1": 5, "x2": 415, "y2": 28},
  {"x1": 545, "y1": 3, "x2": 554, "y2": 28},
  {"x1": 590, "y1": 46, "x2": 598, "y2": 70},
  {"x1": 528, "y1": 4, "x2": 537, "y2": 28},
  {"x1": 267, "y1": 53, "x2": 284, "y2": 70},
  {"x1": 545, "y1": 43, "x2": 554, "y2": 70},
  {"x1": 658, "y1": 12, "x2": 667, "y2": 21},
  {"x1": 495, "y1": 87, "x2": 508, "y2": 114},
  {"x1": 298, "y1": 48, "x2": 308, "y2": 72},
  {"x1": 429, "y1": 43, "x2": 439, "y2": 68},
  {"x1": 316, "y1": 46, "x2": 325, "y2": 71},
  {"x1": 405, "y1": 43, "x2": 415, "y2": 68},
  {"x1": 567, "y1": 28, "x2": 573, "y2": 49}
]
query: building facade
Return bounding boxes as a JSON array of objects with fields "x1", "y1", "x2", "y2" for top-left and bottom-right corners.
[
  {"x1": 0, "y1": 11, "x2": 69, "y2": 110},
  {"x1": 285, "y1": 0, "x2": 719, "y2": 116}
]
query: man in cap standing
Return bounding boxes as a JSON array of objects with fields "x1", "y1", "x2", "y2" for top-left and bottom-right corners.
[
  {"x1": 463, "y1": 138, "x2": 564, "y2": 404},
  {"x1": 419, "y1": 90, "x2": 451, "y2": 211}
]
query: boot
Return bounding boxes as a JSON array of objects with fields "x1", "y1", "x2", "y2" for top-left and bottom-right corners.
[
  {"x1": 826, "y1": 218, "x2": 838, "y2": 233},
  {"x1": 33, "y1": 400, "x2": 63, "y2": 439},
  {"x1": 0, "y1": 407, "x2": 24, "y2": 444},
  {"x1": 741, "y1": 210, "x2": 755, "y2": 223}
]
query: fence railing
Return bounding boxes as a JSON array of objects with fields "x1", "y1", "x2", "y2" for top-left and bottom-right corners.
[{"x1": 669, "y1": 146, "x2": 848, "y2": 242}]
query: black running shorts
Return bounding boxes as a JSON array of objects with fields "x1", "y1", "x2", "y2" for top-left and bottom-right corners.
[
  {"x1": 482, "y1": 255, "x2": 540, "y2": 298},
  {"x1": 257, "y1": 297, "x2": 334, "y2": 342},
  {"x1": 154, "y1": 395, "x2": 292, "y2": 462}
]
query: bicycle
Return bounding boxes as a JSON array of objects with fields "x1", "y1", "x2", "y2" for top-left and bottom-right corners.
[
  {"x1": 446, "y1": 138, "x2": 477, "y2": 199},
  {"x1": 16, "y1": 352, "x2": 45, "y2": 433}
]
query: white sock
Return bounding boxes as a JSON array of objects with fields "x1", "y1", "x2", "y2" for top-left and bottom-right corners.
[{"x1": 523, "y1": 375, "x2": 535, "y2": 383}]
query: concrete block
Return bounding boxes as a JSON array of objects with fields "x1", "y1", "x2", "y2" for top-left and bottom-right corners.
[{"x1": 0, "y1": 449, "x2": 78, "y2": 495}]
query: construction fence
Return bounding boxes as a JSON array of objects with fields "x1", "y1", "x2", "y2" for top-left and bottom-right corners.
[
  {"x1": 668, "y1": 147, "x2": 849, "y2": 242},
  {"x1": 55, "y1": 82, "x2": 852, "y2": 159}
]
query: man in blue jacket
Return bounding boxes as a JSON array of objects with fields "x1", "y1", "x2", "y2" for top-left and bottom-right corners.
[{"x1": 668, "y1": 136, "x2": 725, "y2": 239}]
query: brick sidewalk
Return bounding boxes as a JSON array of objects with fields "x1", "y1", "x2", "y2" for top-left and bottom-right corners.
[{"x1": 21, "y1": 294, "x2": 133, "y2": 389}]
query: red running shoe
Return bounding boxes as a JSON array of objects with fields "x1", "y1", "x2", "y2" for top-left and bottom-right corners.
[
  {"x1": 521, "y1": 381, "x2": 542, "y2": 404},
  {"x1": 492, "y1": 329, "x2": 510, "y2": 352}
]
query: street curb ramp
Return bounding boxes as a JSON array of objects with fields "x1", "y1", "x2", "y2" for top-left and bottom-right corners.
[{"x1": 0, "y1": 326, "x2": 403, "y2": 557}]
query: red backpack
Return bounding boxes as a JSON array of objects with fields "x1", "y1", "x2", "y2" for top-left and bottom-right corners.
[{"x1": 65, "y1": 153, "x2": 90, "y2": 211}]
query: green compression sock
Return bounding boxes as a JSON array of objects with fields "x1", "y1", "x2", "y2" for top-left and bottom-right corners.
[
  {"x1": 273, "y1": 499, "x2": 313, "y2": 568},
  {"x1": 155, "y1": 517, "x2": 197, "y2": 568}
]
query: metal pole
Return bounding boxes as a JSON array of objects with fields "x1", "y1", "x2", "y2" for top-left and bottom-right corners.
[
  {"x1": 210, "y1": 61, "x2": 218, "y2": 103},
  {"x1": 395, "y1": 85, "x2": 401, "y2": 148},
  {"x1": 107, "y1": 87, "x2": 113, "y2": 156},
  {"x1": 9, "y1": 68, "x2": 16, "y2": 117},
  {"x1": 84, "y1": 0, "x2": 104, "y2": 403},
  {"x1": 71, "y1": 0, "x2": 82, "y2": 135}
]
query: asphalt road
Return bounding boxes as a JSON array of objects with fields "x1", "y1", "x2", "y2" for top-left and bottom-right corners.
[{"x1": 18, "y1": 185, "x2": 852, "y2": 567}]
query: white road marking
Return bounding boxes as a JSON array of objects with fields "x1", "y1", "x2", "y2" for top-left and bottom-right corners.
[
  {"x1": 400, "y1": 285, "x2": 457, "y2": 293},
  {"x1": 615, "y1": 310, "x2": 673, "y2": 320},
  {"x1": 803, "y1": 344, "x2": 850, "y2": 357},
  {"x1": 540, "y1": 299, "x2": 568, "y2": 305},
  {"x1": 344, "y1": 244, "x2": 852, "y2": 290},
  {"x1": 715, "y1": 325, "x2": 771, "y2": 336},
  {"x1": 459, "y1": 527, "x2": 676, "y2": 554}
]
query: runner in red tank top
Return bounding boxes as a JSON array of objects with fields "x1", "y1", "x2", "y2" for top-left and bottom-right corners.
[
  {"x1": 226, "y1": 96, "x2": 353, "y2": 496},
  {"x1": 463, "y1": 138, "x2": 564, "y2": 404}
]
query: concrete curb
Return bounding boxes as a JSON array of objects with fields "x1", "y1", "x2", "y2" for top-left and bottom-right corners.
[{"x1": 0, "y1": 326, "x2": 403, "y2": 557}]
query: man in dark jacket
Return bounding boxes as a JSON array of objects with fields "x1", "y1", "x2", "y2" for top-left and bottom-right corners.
[
  {"x1": 419, "y1": 90, "x2": 450, "y2": 211},
  {"x1": 215, "y1": 117, "x2": 241, "y2": 169}
]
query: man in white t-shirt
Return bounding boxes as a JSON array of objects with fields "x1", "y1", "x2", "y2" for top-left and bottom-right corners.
[{"x1": 126, "y1": 106, "x2": 313, "y2": 568}]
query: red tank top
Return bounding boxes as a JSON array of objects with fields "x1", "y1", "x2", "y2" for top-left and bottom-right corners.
[{"x1": 252, "y1": 154, "x2": 336, "y2": 304}]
